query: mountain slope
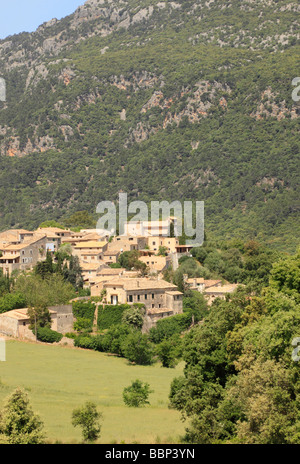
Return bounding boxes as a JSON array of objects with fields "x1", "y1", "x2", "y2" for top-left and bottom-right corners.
[{"x1": 0, "y1": 0, "x2": 299, "y2": 251}]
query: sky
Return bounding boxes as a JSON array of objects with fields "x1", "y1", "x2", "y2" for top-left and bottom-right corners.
[{"x1": 0, "y1": 0, "x2": 85, "y2": 39}]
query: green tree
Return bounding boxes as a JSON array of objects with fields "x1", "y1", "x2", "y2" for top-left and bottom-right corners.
[
  {"x1": 123, "y1": 380, "x2": 153, "y2": 407},
  {"x1": 156, "y1": 335, "x2": 182, "y2": 368},
  {"x1": 63, "y1": 211, "x2": 96, "y2": 229},
  {"x1": 63, "y1": 255, "x2": 84, "y2": 290},
  {"x1": 39, "y1": 220, "x2": 65, "y2": 229},
  {"x1": 121, "y1": 304, "x2": 146, "y2": 330},
  {"x1": 71, "y1": 402, "x2": 102, "y2": 443},
  {"x1": 0, "y1": 388, "x2": 45, "y2": 444},
  {"x1": 122, "y1": 331, "x2": 154, "y2": 365},
  {"x1": 35, "y1": 250, "x2": 54, "y2": 279}
]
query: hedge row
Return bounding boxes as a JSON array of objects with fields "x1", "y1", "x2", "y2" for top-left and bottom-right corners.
[
  {"x1": 72, "y1": 300, "x2": 96, "y2": 324},
  {"x1": 97, "y1": 304, "x2": 130, "y2": 330},
  {"x1": 97, "y1": 303, "x2": 146, "y2": 330}
]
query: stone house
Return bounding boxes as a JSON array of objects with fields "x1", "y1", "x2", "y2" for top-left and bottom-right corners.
[
  {"x1": 147, "y1": 236, "x2": 179, "y2": 253},
  {"x1": 0, "y1": 305, "x2": 74, "y2": 340},
  {"x1": 100, "y1": 277, "x2": 183, "y2": 314},
  {"x1": 0, "y1": 234, "x2": 48, "y2": 274},
  {"x1": 204, "y1": 284, "x2": 239, "y2": 305},
  {"x1": 73, "y1": 241, "x2": 108, "y2": 263}
]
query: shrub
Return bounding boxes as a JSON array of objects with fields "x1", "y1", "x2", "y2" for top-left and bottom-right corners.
[
  {"x1": 72, "y1": 402, "x2": 102, "y2": 443},
  {"x1": 36, "y1": 327, "x2": 63, "y2": 344},
  {"x1": 123, "y1": 380, "x2": 153, "y2": 407},
  {"x1": 149, "y1": 313, "x2": 193, "y2": 344},
  {"x1": 74, "y1": 334, "x2": 95, "y2": 350},
  {"x1": 122, "y1": 331, "x2": 155, "y2": 365},
  {"x1": 64, "y1": 332, "x2": 77, "y2": 339},
  {"x1": 100, "y1": 324, "x2": 134, "y2": 356},
  {"x1": 74, "y1": 317, "x2": 93, "y2": 332},
  {"x1": 155, "y1": 335, "x2": 182, "y2": 368}
]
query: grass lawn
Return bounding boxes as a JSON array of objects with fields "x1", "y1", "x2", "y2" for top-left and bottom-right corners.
[{"x1": 0, "y1": 340, "x2": 186, "y2": 444}]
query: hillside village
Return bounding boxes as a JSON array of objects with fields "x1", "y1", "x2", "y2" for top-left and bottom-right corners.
[{"x1": 0, "y1": 218, "x2": 239, "y2": 340}]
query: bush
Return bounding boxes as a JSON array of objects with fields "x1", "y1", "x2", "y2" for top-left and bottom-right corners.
[
  {"x1": 72, "y1": 402, "x2": 102, "y2": 443},
  {"x1": 155, "y1": 335, "x2": 182, "y2": 368},
  {"x1": 65, "y1": 332, "x2": 77, "y2": 339},
  {"x1": 100, "y1": 324, "x2": 134, "y2": 356},
  {"x1": 122, "y1": 331, "x2": 155, "y2": 365},
  {"x1": 36, "y1": 327, "x2": 63, "y2": 344},
  {"x1": 74, "y1": 334, "x2": 95, "y2": 350},
  {"x1": 74, "y1": 317, "x2": 93, "y2": 332},
  {"x1": 149, "y1": 313, "x2": 193, "y2": 344},
  {"x1": 123, "y1": 380, "x2": 153, "y2": 407}
]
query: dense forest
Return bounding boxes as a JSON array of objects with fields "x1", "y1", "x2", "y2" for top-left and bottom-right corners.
[{"x1": 0, "y1": 0, "x2": 299, "y2": 251}]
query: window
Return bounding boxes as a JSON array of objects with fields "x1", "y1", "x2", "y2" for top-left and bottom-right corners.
[
  {"x1": 137, "y1": 295, "x2": 140, "y2": 301},
  {"x1": 145, "y1": 294, "x2": 147, "y2": 300},
  {"x1": 152, "y1": 294, "x2": 155, "y2": 299},
  {"x1": 152, "y1": 304, "x2": 155, "y2": 308},
  {"x1": 128, "y1": 295, "x2": 133, "y2": 303}
]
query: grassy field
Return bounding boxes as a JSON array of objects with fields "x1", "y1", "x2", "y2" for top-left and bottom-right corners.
[{"x1": 0, "y1": 340, "x2": 186, "y2": 444}]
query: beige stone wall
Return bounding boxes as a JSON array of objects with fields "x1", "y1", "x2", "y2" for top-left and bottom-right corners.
[
  {"x1": 0, "y1": 315, "x2": 19, "y2": 337},
  {"x1": 19, "y1": 236, "x2": 47, "y2": 271},
  {"x1": 48, "y1": 305, "x2": 74, "y2": 334},
  {"x1": 147, "y1": 236, "x2": 179, "y2": 253},
  {"x1": 165, "y1": 293, "x2": 183, "y2": 314}
]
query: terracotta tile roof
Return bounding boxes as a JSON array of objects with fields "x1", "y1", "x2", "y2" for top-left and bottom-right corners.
[
  {"x1": 205, "y1": 284, "x2": 239, "y2": 294},
  {"x1": 103, "y1": 278, "x2": 178, "y2": 291},
  {"x1": 74, "y1": 241, "x2": 107, "y2": 249}
]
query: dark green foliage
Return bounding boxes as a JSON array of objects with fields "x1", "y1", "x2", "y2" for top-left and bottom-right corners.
[
  {"x1": 63, "y1": 211, "x2": 96, "y2": 230},
  {"x1": 97, "y1": 304, "x2": 131, "y2": 330},
  {"x1": 118, "y1": 251, "x2": 148, "y2": 274},
  {"x1": 0, "y1": 293, "x2": 26, "y2": 314},
  {"x1": 99, "y1": 324, "x2": 134, "y2": 356},
  {"x1": 122, "y1": 331, "x2": 155, "y2": 365},
  {"x1": 35, "y1": 251, "x2": 54, "y2": 279},
  {"x1": 169, "y1": 249, "x2": 300, "y2": 444},
  {"x1": 155, "y1": 335, "x2": 182, "y2": 368},
  {"x1": 63, "y1": 255, "x2": 84, "y2": 290},
  {"x1": 123, "y1": 380, "x2": 153, "y2": 408},
  {"x1": 74, "y1": 334, "x2": 95, "y2": 350},
  {"x1": 72, "y1": 300, "x2": 96, "y2": 325},
  {"x1": 121, "y1": 304, "x2": 146, "y2": 330},
  {"x1": 73, "y1": 317, "x2": 93, "y2": 333},
  {"x1": 71, "y1": 402, "x2": 102, "y2": 443},
  {"x1": 149, "y1": 312, "x2": 193, "y2": 344},
  {"x1": 36, "y1": 326, "x2": 63, "y2": 344}
]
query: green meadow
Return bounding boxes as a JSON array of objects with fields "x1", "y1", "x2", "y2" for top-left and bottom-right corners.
[{"x1": 0, "y1": 340, "x2": 186, "y2": 444}]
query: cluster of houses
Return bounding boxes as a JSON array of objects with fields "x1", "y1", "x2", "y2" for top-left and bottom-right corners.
[{"x1": 0, "y1": 218, "x2": 239, "y2": 340}]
